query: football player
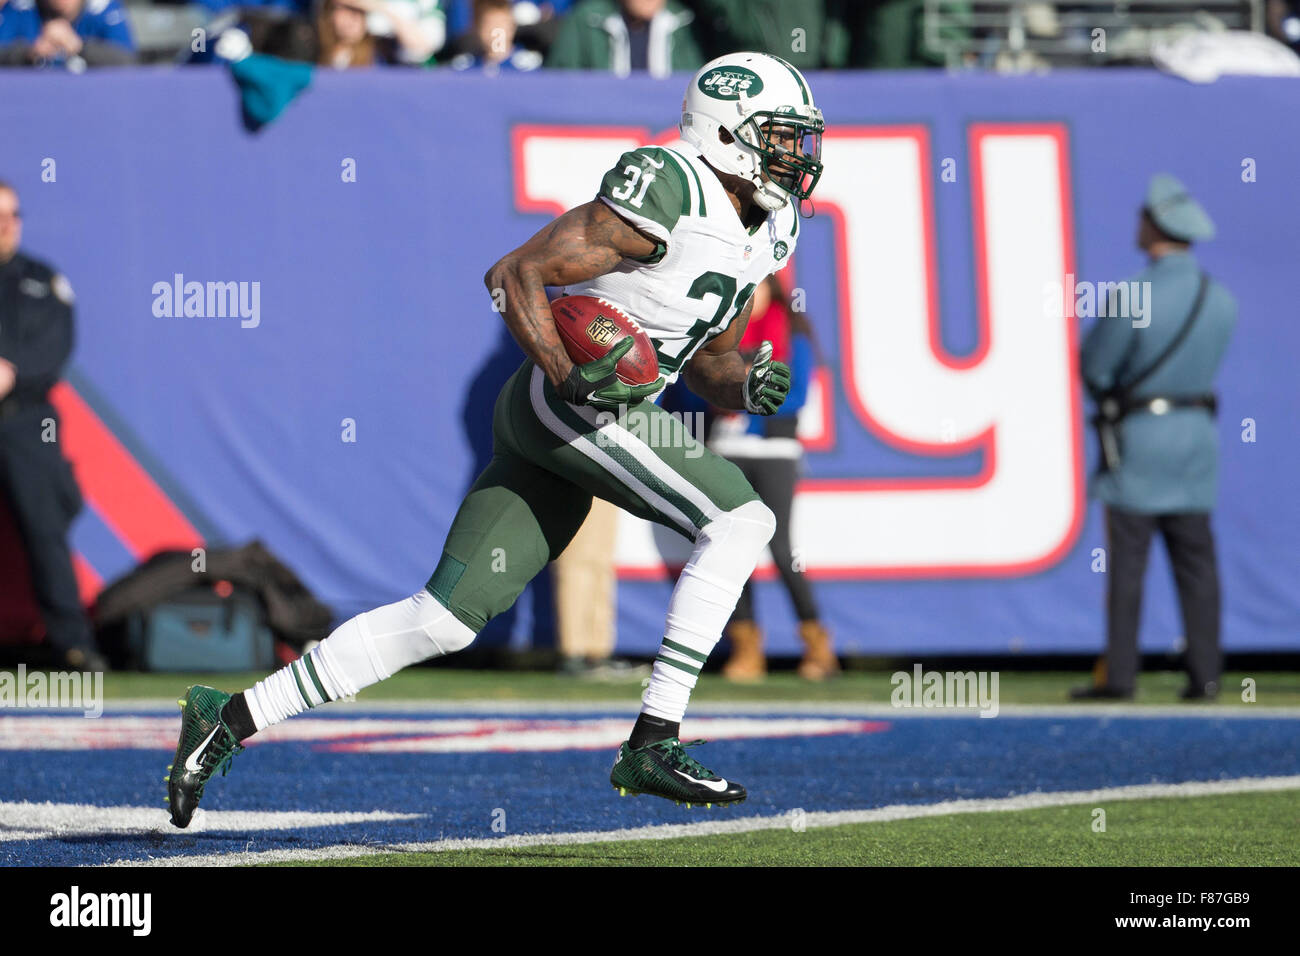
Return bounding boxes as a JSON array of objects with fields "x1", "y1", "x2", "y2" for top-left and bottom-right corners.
[{"x1": 167, "y1": 51, "x2": 825, "y2": 824}]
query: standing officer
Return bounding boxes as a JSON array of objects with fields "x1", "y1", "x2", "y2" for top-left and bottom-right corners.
[
  {"x1": 0, "y1": 179, "x2": 105, "y2": 671},
  {"x1": 1072, "y1": 174, "x2": 1237, "y2": 701}
]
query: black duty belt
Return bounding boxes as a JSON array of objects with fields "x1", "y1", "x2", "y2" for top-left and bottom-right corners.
[
  {"x1": 1092, "y1": 393, "x2": 1217, "y2": 472},
  {"x1": 1099, "y1": 393, "x2": 1218, "y2": 421}
]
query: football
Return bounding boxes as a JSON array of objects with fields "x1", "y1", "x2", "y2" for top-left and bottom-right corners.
[{"x1": 550, "y1": 294, "x2": 660, "y2": 387}]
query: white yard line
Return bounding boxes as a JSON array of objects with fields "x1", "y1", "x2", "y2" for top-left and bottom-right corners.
[
  {"x1": 110, "y1": 774, "x2": 1300, "y2": 867},
  {"x1": 0, "y1": 804, "x2": 423, "y2": 843},
  {"x1": 94, "y1": 698, "x2": 1300, "y2": 719}
]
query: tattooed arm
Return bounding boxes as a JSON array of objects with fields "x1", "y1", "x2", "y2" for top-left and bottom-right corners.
[
  {"x1": 484, "y1": 199, "x2": 658, "y2": 387},
  {"x1": 681, "y1": 296, "x2": 756, "y2": 410}
]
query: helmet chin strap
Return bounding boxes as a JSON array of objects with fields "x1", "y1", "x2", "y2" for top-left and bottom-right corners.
[{"x1": 753, "y1": 180, "x2": 788, "y2": 212}]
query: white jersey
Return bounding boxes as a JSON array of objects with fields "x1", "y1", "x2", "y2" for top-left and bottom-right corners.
[{"x1": 564, "y1": 139, "x2": 801, "y2": 383}]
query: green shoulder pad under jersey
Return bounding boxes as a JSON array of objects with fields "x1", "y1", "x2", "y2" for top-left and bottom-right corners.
[{"x1": 597, "y1": 147, "x2": 693, "y2": 244}]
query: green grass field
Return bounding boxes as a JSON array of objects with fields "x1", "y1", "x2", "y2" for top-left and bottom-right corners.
[
  {"x1": 87, "y1": 667, "x2": 1300, "y2": 707},
  {"x1": 276, "y1": 790, "x2": 1300, "y2": 867}
]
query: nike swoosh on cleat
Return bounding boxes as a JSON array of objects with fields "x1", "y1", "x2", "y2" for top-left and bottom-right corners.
[
  {"x1": 674, "y1": 770, "x2": 728, "y2": 792},
  {"x1": 183, "y1": 725, "x2": 221, "y2": 773}
]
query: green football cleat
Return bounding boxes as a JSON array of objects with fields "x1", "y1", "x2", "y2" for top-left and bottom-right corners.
[
  {"x1": 166, "y1": 685, "x2": 244, "y2": 828},
  {"x1": 610, "y1": 737, "x2": 746, "y2": 807}
]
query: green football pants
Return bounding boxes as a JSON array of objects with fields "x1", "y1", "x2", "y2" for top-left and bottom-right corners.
[{"x1": 425, "y1": 360, "x2": 760, "y2": 633}]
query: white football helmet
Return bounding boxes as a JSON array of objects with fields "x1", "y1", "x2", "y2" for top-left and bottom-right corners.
[{"x1": 680, "y1": 52, "x2": 825, "y2": 212}]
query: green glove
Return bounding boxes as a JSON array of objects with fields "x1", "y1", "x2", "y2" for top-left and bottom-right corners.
[
  {"x1": 743, "y1": 340, "x2": 791, "y2": 416},
  {"x1": 559, "y1": 336, "x2": 666, "y2": 412}
]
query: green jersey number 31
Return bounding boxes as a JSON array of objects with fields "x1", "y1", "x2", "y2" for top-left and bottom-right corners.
[{"x1": 654, "y1": 272, "x2": 756, "y2": 377}]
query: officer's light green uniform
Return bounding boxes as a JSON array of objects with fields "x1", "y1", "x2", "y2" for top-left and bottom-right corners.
[
  {"x1": 1078, "y1": 173, "x2": 1237, "y2": 699},
  {"x1": 1082, "y1": 175, "x2": 1237, "y2": 513}
]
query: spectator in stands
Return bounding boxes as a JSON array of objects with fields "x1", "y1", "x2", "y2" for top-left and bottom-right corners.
[
  {"x1": 443, "y1": 0, "x2": 573, "y2": 60},
  {"x1": 358, "y1": 0, "x2": 446, "y2": 64},
  {"x1": 449, "y1": 0, "x2": 541, "y2": 71},
  {"x1": 196, "y1": 0, "x2": 447, "y2": 66},
  {"x1": 0, "y1": 0, "x2": 136, "y2": 67},
  {"x1": 316, "y1": 0, "x2": 440, "y2": 66},
  {"x1": 1267, "y1": 0, "x2": 1300, "y2": 53},
  {"x1": 1072, "y1": 174, "x2": 1237, "y2": 702},
  {"x1": 0, "y1": 180, "x2": 106, "y2": 672},
  {"x1": 546, "y1": 0, "x2": 702, "y2": 76},
  {"x1": 690, "y1": 0, "x2": 850, "y2": 69},
  {"x1": 844, "y1": 0, "x2": 970, "y2": 69},
  {"x1": 187, "y1": 9, "x2": 321, "y2": 64},
  {"x1": 317, "y1": 0, "x2": 377, "y2": 67}
]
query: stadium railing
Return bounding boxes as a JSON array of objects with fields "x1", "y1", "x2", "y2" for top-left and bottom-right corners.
[{"x1": 923, "y1": 0, "x2": 1265, "y2": 68}]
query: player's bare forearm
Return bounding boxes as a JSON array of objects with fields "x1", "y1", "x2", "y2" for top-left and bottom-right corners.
[
  {"x1": 484, "y1": 258, "x2": 576, "y2": 385},
  {"x1": 683, "y1": 348, "x2": 748, "y2": 409},
  {"x1": 484, "y1": 200, "x2": 657, "y2": 387}
]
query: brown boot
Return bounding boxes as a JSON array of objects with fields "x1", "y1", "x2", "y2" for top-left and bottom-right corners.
[
  {"x1": 722, "y1": 620, "x2": 766, "y2": 682},
  {"x1": 797, "y1": 620, "x2": 840, "y2": 680}
]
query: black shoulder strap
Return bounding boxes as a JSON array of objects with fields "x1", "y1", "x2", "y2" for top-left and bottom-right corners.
[{"x1": 1118, "y1": 271, "x2": 1210, "y2": 397}]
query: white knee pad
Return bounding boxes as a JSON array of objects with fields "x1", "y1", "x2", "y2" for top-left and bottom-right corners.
[
  {"x1": 377, "y1": 588, "x2": 479, "y2": 661},
  {"x1": 690, "y1": 499, "x2": 776, "y2": 583},
  {"x1": 728, "y1": 498, "x2": 778, "y2": 546}
]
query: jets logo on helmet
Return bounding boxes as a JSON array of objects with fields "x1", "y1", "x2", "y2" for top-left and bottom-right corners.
[
  {"x1": 680, "y1": 52, "x2": 824, "y2": 213},
  {"x1": 697, "y1": 66, "x2": 765, "y2": 100}
]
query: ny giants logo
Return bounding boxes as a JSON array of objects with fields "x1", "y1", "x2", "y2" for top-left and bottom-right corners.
[{"x1": 511, "y1": 123, "x2": 1084, "y2": 579}]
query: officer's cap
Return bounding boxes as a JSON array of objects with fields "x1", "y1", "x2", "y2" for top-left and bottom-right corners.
[{"x1": 1144, "y1": 173, "x2": 1215, "y2": 243}]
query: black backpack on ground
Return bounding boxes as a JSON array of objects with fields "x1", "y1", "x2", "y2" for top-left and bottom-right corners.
[{"x1": 93, "y1": 541, "x2": 334, "y2": 671}]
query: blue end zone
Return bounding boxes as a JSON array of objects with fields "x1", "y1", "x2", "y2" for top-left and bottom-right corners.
[{"x1": 3, "y1": 711, "x2": 1298, "y2": 865}]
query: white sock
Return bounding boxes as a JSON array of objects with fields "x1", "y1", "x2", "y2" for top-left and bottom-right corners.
[
  {"x1": 641, "y1": 500, "x2": 776, "y2": 723},
  {"x1": 242, "y1": 589, "x2": 476, "y2": 733}
]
